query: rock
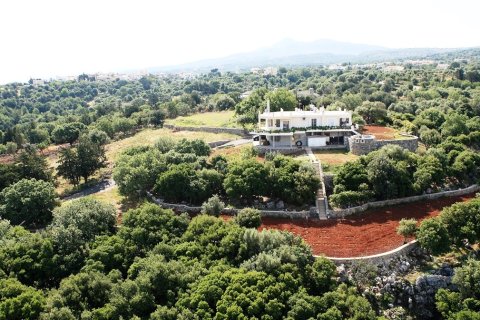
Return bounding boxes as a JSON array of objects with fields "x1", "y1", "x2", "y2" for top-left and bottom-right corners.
[
  {"x1": 276, "y1": 200, "x2": 285, "y2": 210},
  {"x1": 415, "y1": 275, "x2": 451, "y2": 291},
  {"x1": 266, "y1": 201, "x2": 275, "y2": 210}
]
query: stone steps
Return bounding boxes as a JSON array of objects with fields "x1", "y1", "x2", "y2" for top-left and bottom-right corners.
[{"x1": 305, "y1": 147, "x2": 329, "y2": 220}]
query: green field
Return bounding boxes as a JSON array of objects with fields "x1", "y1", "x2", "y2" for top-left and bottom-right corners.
[{"x1": 165, "y1": 111, "x2": 240, "y2": 128}]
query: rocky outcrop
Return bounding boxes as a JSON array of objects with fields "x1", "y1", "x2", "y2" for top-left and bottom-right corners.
[{"x1": 336, "y1": 247, "x2": 458, "y2": 319}]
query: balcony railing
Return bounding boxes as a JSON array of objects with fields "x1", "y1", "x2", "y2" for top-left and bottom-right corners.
[{"x1": 256, "y1": 125, "x2": 351, "y2": 134}]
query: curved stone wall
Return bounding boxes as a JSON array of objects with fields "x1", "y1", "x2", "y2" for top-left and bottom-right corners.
[{"x1": 320, "y1": 240, "x2": 418, "y2": 264}]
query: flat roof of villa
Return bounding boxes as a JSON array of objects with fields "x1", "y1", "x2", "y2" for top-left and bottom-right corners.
[{"x1": 260, "y1": 109, "x2": 351, "y2": 118}]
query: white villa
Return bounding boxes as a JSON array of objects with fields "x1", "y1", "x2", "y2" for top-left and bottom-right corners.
[{"x1": 253, "y1": 102, "x2": 357, "y2": 150}]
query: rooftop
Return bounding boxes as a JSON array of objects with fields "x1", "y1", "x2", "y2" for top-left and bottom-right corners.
[{"x1": 260, "y1": 106, "x2": 351, "y2": 118}]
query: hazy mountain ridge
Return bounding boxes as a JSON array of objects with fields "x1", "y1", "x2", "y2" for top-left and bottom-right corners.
[{"x1": 149, "y1": 39, "x2": 479, "y2": 73}]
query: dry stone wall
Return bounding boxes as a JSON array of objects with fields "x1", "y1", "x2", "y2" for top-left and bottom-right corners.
[
  {"x1": 163, "y1": 124, "x2": 249, "y2": 137},
  {"x1": 324, "y1": 240, "x2": 419, "y2": 264},
  {"x1": 348, "y1": 134, "x2": 418, "y2": 155},
  {"x1": 329, "y1": 184, "x2": 479, "y2": 218},
  {"x1": 147, "y1": 192, "x2": 315, "y2": 219}
]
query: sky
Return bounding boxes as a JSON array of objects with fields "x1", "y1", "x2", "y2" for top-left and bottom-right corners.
[{"x1": 0, "y1": 0, "x2": 479, "y2": 84}]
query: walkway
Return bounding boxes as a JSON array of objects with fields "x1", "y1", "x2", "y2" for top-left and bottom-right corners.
[
  {"x1": 260, "y1": 193, "x2": 475, "y2": 257},
  {"x1": 62, "y1": 178, "x2": 116, "y2": 201},
  {"x1": 305, "y1": 147, "x2": 328, "y2": 220}
]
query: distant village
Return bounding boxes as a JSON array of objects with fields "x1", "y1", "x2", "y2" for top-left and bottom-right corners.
[{"x1": 27, "y1": 57, "x2": 465, "y2": 87}]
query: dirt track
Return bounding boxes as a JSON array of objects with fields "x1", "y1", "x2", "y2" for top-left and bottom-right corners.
[{"x1": 260, "y1": 194, "x2": 475, "y2": 257}]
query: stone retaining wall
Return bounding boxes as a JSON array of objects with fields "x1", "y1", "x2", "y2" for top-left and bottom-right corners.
[
  {"x1": 348, "y1": 134, "x2": 418, "y2": 155},
  {"x1": 323, "y1": 174, "x2": 334, "y2": 192},
  {"x1": 329, "y1": 184, "x2": 479, "y2": 218},
  {"x1": 147, "y1": 192, "x2": 315, "y2": 219},
  {"x1": 323, "y1": 240, "x2": 418, "y2": 265},
  {"x1": 163, "y1": 124, "x2": 249, "y2": 137},
  {"x1": 208, "y1": 140, "x2": 231, "y2": 148}
]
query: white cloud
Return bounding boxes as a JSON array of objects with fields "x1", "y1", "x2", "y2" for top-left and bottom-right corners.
[{"x1": 0, "y1": 0, "x2": 478, "y2": 83}]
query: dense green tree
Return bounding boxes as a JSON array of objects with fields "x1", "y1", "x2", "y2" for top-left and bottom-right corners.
[
  {"x1": 0, "y1": 278, "x2": 45, "y2": 320},
  {"x1": 15, "y1": 145, "x2": 52, "y2": 182},
  {"x1": 174, "y1": 138, "x2": 211, "y2": 157},
  {"x1": 57, "y1": 135, "x2": 106, "y2": 184},
  {"x1": 51, "y1": 122, "x2": 85, "y2": 145},
  {"x1": 356, "y1": 101, "x2": 388, "y2": 124},
  {"x1": 0, "y1": 231, "x2": 55, "y2": 286},
  {"x1": 416, "y1": 218, "x2": 451, "y2": 255},
  {"x1": 224, "y1": 159, "x2": 269, "y2": 201},
  {"x1": 0, "y1": 178, "x2": 57, "y2": 227},
  {"x1": 265, "y1": 88, "x2": 297, "y2": 112},
  {"x1": 441, "y1": 113, "x2": 469, "y2": 137},
  {"x1": 440, "y1": 199, "x2": 480, "y2": 246},
  {"x1": 119, "y1": 203, "x2": 189, "y2": 252},
  {"x1": 113, "y1": 147, "x2": 167, "y2": 198}
]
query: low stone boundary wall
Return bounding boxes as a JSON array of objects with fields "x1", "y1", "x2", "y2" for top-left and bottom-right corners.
[
  {"x1": 349, "y1": 133, "x2": 418, "y2": 155},
  {"x1": 163, "y1": 124, "x2": 249, "y2": 137},
  {"x1": 329, "y1": 184, "x2": 479, "y2": 218},
  {"x1": 208, "y1": 140, "x2": 231, "y2": 148},
  {"x1": 147, "y1": 192, "x2": 314, "y2": 219},
  {"x1": 321, "y1": 240, "x2": 418, "y2": 265}
]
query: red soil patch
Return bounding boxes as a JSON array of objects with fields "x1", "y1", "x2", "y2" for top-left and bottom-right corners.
[
  {"x1": 362, "y1": 125, "x2": 397, "y2": 140},
  {"x1": 260, "y1": 194, "x2": 475, "y2": 258}
]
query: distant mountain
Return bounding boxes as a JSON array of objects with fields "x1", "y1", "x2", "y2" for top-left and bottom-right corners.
[{"x1": 148, "y1": 39, "x2": 476, "y2": 74}]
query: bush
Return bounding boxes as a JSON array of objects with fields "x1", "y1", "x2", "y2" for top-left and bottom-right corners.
[
  {"x1": 154, "y1": 136, "x2": 176, "y2": 153},
  {"x1": 396, "y1": 218, "x2": 417, "y2": 243},
  {"x1": 416, "y1": 218, "x2": 450, "y2": 255},
  {"x1": 174, "y1": 138, "x2": 211, "y2": 156},
  {"x1": 329, "y1": 190, "x2": 375, "y2": 209},
  {"x1": 201, "y1": 195, "x2": 225, "y2": 217},
  {"x1": 234, "y1": 208, "x2": 261, "y2": 228}
]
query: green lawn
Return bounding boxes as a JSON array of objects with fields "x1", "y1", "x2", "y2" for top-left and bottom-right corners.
[
  {"x1": 165, "y1": 111, "x2": 240, "y2": 128},
  {"x1": 313, "y1": 150, "x2": 359, "y2": 173}
]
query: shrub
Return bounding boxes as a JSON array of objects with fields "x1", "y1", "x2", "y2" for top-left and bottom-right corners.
[
  {"x1": 416, "y1": 218, "x2": 450, "y2": 255},
  {"x1": 234, "y1": 208, "x2": 261, "y2": 228},
  {"x1": 154, "y1": 136, "x2": 176, "y2": 153},
  {"x1": 201, "y1": 195, "x2": 225, "y2": 217},
  {"x1": 329, "y1": 190, "x2": 375, "y2": 209},
  {"x1": 396, "y1": 218, "x2": 417, "y2": 243}
]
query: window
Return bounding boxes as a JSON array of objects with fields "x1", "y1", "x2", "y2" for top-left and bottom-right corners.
[
  {"x1": 282, "y1": 120, "x2": 289, "y2": 130},
  {"x1": 268, "y1": 119, "x2": 273, "y2": 127},
  {"x1": 275, "y1": 119, "x2": 280, "y2": 127},
  {"x1": 311, "y1": 119, "x2": 317, "y2": 127},
  {"x1": 274, "y1": 136, "x2": 281, "y2": 142}
]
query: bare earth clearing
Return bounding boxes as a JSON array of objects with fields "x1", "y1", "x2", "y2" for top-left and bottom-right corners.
[{"x1": 260, "y1": 194, "x2": 475, "y2": 258}]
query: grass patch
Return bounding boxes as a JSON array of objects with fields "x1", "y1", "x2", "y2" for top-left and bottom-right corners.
[
  {"x1": 86, "y1": 185, "x2": 123, "y2": 207},
  {"x1": 106, "y1": 128, "x2": 241, "y2": 162},
  {"x1": 313, "y1": 149, "x2": 358, "y2": 168},
  {"x1": 165, "y1": 111, "x2": 239, "y2": 128}
]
